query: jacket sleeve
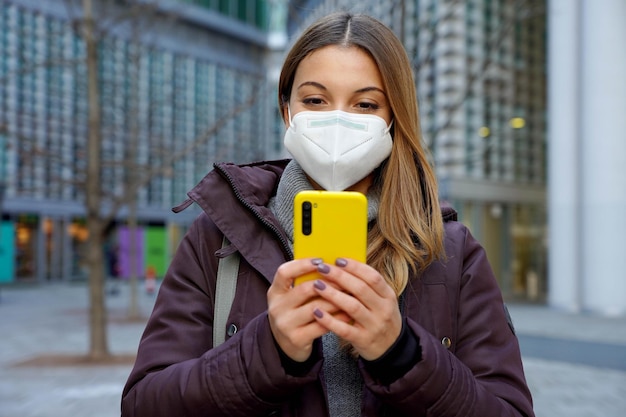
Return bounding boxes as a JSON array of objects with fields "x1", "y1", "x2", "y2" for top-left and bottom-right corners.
[
  {"x1": 121, "y1": 213, "x2": 321, "y2": 417},
  {"x1": 362, "y1": 224, "x2": 535, "y2": 417}
]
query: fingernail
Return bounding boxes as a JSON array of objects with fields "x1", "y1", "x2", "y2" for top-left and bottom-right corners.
[
  {"x1": 314, "y1": 280, "x2": 326, "y2": 291},
  {"x1": 317, "y1": 263, "x2": 330, "y2": 274},
  {"x1": 313, "y1": 308, "x2": 323, "y2": 318},
  {"x1": 335, "y1": 258, "x2": 348, "y2": 267},
  {"x1": 311, "y1": 258, "x2": 323, "y2": 265}
]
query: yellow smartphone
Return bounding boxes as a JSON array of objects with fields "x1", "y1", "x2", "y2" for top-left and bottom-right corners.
[{"x1": 293, "y1": 190, "x2": 368, "y2": 285}]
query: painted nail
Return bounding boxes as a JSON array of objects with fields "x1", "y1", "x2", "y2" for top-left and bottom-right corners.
[
  {"x1": 311, "y1": 258, "x2": 324, "y2": 265},
  {"x1": 314, "y1": 280, "x2": 326, "y2": 291},
  {"x1": 317, "y1": 263, "x2": 330, "y2": 274},
  {"x1": 335, "y1": 258, "x2": 348, "y2": 267},
  {"x1": 313, "y1": 308, "x2": 324, "y2": 318}
]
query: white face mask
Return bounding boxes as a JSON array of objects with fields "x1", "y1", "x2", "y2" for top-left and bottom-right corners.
[{"x1": 284, "y1": 109, "x2": 393, "y2": 191}]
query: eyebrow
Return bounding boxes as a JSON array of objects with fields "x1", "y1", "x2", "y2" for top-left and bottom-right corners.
[
  {"x1": 355, "y1": 86, "x2": 386, "y2": 95},
  {"x1": 297, "y1": 81, "x2": 386, "y2": 96},
  {"x1": 297, "y1": 81, "x2": 327, "y2": 91}
]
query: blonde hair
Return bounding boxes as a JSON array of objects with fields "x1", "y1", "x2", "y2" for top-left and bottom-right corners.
[{"x1": 279, "y1": 12, "x2": 445, "y2": 295}]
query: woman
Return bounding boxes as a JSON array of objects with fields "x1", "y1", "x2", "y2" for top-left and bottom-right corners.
[{"x1": 122, "y1": 12, "x2": 535, "y2": 417}]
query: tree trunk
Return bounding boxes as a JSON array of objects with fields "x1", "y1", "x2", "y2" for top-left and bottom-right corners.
[
  {"x1": 127, "y1": 201, "x2": 141, "y2": 319},
  {"x1": 83, "y1": 0, "x2": 109, "y2": 360},
  {"x1": 126, "y1": 27, "x2": 142, "y2": 320}
]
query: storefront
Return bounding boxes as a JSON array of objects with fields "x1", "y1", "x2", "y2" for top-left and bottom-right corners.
[
  {"x1": 0, "y1": 209, "x2": 186, "y2": 283},
  {"x1": 441, "y1": 175, "x2": 547, "y2": 303},
  {"x1": 15, "y1": 214, "x2": 39, "y2": 281},
  {"x1": 452, "y1": 199, "x2": 547, "y2": 303}
]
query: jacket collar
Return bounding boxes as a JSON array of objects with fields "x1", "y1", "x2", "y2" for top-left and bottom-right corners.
[
  {"x1": 176, "y1": 158, "x2": 458, "y2": 281},
  {"x1": 186, "y1": 159, "x2": 292, "y2": 282},
  {"x1": 440, "y1": 202, "x2": 458, "y2": 222}
]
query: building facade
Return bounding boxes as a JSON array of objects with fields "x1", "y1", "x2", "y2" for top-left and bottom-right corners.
[
  {"x1": 290, "y1": 0, "x2": 548, "y2": 302},
  {"x1": 0, "y1": 0, "x2": 288, "y2": 282},
  {"x1": 1, "y1": 0, "x2": 553, "y2": 306},
  {"x1": 412, "y1": 0, "x2": 547, "y2": 303}
]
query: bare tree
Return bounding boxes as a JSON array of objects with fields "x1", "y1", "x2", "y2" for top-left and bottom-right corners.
[
  {"x1": 81, "y1": 0, "x2": 110, "y2": 359},
  {"x1": 1, "y1": 0, "x2": 269, "y2": 360},
  {"x1": 76, "y1": 0, "x2": 268, "y2": 359}
]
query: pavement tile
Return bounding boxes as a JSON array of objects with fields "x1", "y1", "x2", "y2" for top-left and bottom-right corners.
[{"x1": 1, "y1": 283, "x2": 625, "y2": 417}]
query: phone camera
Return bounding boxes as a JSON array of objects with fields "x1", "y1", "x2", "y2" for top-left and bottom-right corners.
[{"x1": 302, "y1": 201, "x2": 312, "y2": 235}]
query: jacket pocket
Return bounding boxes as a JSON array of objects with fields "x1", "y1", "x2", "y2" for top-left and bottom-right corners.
[{"x1": 422, "y1": 283, "x2": 455, "y2": 352}]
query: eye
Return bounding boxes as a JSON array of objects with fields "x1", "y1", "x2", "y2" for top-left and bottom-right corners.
[
  {"x1": 355, "y1": 102, "x2": 380, "y2": 111},
  {"x1": 302, "y1": 97, "x2": 325, "y2": 106}
]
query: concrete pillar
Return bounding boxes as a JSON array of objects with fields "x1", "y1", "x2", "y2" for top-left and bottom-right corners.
[
  {"x1": 549, "y1": 0, "x2": 626, "y2": 316},
  {"x1": 548, "y1": 0, "x2": 582, "y2": 312},
  {"x1": 579, "y1": 0, "x2": 626, "y2": 316}
]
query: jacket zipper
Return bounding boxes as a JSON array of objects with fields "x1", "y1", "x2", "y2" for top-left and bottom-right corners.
[{"x1": 214, "y1": 163, "x2": 293, "y2": 259}]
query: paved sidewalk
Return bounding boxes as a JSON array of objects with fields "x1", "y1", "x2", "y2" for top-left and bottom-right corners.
[
  {"x1": 506, "y1": 304, "x2": 626, "y2": 417},
  {"x1": 1, "y1": 282, "x2": 625, "y2": 417},
  {"x1": 1, "y1": 282, "x2": 152, "y2": 417}
]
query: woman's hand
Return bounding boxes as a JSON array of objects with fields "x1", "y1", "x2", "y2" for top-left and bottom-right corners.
[
  {"x1": 310, "y1": 258, "x2": 402, "y2": 361},
  {"x1": 267, "y1": 258, "x2": 346, "y2": 362}
]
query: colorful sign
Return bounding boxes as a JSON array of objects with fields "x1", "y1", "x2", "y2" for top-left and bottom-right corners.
[
  {"x1": 117, "y1": 226, "x2": 144, "y2": 279},
  {"x1": 0, "y1": 221, "x2": 15, "y2": 283},
  {"x1": 144, "y1": 226, "x2": 167, "y2": 278}
]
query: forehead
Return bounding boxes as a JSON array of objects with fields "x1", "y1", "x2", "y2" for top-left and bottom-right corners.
[{"x1": 292, "y1": 45, "x2": 384, "y2": 90}]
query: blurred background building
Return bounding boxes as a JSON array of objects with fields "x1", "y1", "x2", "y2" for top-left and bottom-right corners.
[
  {"x1": 0, "y1": 0, "x2": 289, "y2": 282},
  {"x1": 0, "y1": 0, "x2": 624, "y2": 315}
]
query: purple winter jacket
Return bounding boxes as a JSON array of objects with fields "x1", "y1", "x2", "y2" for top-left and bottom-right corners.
[{"x1": 121, "y1": 159, "x2": 535, "y2": 417}]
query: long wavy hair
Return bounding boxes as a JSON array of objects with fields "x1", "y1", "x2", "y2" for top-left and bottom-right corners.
[{"x1": 278, "y1": 12, "x2": 445, "y2": 295}]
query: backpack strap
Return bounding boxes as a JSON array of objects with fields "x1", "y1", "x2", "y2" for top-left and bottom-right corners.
[{"x1": 213, "y1": 236, "x2": 240, "y2": 347}]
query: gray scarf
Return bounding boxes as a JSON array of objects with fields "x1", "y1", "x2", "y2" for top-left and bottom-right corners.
[
  {"x1": 268, "y1": 160, "x2": 380, "y2": 417},
  {"x1": 268, "y1": 160, "x2": 380, "y2": 244}
]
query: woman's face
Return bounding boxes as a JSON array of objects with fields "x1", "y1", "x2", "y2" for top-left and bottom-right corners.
[{"x1": 284, "y1": 45, "x2": 392, "y2": 193}]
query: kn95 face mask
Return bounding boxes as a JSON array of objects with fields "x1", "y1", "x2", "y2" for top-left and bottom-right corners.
[{"x1": 284, "y1": 109, "x2": 393, "y2": 191}]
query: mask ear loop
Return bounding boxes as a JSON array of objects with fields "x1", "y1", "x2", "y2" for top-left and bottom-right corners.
[
  {"x1": 287, "y1": 103, "x2": 294, "y2": 127},
  {"x1": 386, "y1": 119, "x2": 395, "y2": 138}
]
